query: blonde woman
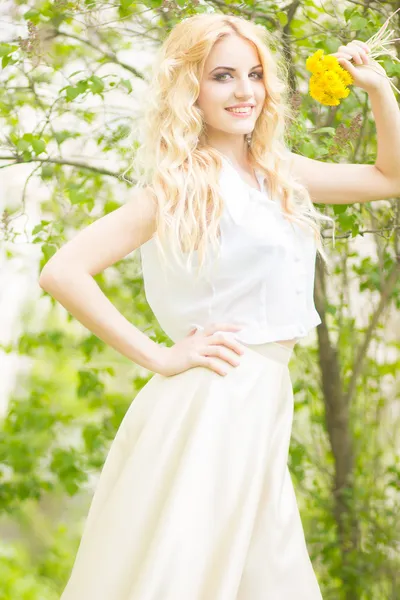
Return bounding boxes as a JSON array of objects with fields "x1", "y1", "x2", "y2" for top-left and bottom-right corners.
[{"x1": 39, "y1": 12, "x2": 400, "y2": 600}]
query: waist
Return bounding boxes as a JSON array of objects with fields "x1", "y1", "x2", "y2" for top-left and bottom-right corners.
[
  {"x1": 242, "y1": 340, "x2": 294, "y2": 365},
  {"x1": 273, "y1": 337, "x2": 298, "y2": 349}
]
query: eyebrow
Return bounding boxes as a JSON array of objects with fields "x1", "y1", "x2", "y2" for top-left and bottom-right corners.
[{"x1": 210, "y1": 64, "x2": 262, "y2": 74}]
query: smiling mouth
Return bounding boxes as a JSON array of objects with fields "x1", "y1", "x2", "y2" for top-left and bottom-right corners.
[{"x1": 225, "y1": 106, "x2": 254, "y2": 116}]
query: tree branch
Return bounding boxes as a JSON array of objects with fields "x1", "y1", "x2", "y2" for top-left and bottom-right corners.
[
  {"x1": 53, "y1": 30, "x2": 146, "y2": 80},
  {"x1": 209, "y1": 0, "x2": 278, "y2": 27},
  {"x1": 0, "y1": 156, "x2": 134, "y2": 184},
  {"x1": 322, "y1": 225, "x2": 400, "y2": 240},
  {"x1": 282, "y1": 1, "x2": 302, "y2": 94}
]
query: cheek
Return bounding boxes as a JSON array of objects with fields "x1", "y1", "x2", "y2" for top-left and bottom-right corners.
[
  {"x1": 197, "y1": 82, "x2": 227, "y2": 111},
  {"x1": 257, "y1": 85, "x2": 267, "y2": 104},
  {"x1": 255, "y1": 88, "x2": 267, "y2": 114}
]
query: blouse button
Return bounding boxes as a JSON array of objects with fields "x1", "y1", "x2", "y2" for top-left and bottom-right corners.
[{"x1": 294, "y1": 255, "x2": 301, "y2": 263}]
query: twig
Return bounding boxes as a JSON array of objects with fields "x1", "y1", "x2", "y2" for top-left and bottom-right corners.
[{"x1": 0, "y1": 155, "x2": 134, "y2": 183}]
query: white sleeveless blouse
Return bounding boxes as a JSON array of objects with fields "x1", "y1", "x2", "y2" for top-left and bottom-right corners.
[{"x1": 140, "y1": 155, "x2": 321, "y2": 344}]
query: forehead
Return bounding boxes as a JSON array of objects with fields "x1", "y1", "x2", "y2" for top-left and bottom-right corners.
[{"x1": 205, "y1": 35, "x2": 260, "y2": 68}]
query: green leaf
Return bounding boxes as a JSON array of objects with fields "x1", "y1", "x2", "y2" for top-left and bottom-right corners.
[
  {"x1": 291, "y1": 19, "x2": 304, "y2": 30},
  {"x1": 32, "y1": 220, "x2": 50, "y2": 235},
  {"x1": 66, "y1": 82, "x2": 89, "y2": 101},
  {"x1": 41, "y1": 244, "x2": 57, "y2": 263},
  {"x1": 22, "y1": 150, "x2": 32, "y2": 161},
  {"x1": 80, "y1": 334, "x2": 104, "y2": 359},
  {"x1": 89, "y1": 75, "x2": 105, "y2": 94},
  {"x1": 85, "y1": 197, "x2": 94, "y2": 212},
  {"x1": 338, "y1": 213, "x2": 356, "y2": 230},
  {"x1": 77, "y1": 369, "x2": 105, "y2": 398},
  {"x1": 277, "y1": 11, "x2": 288, "y2": 27},
  {"x1": 41, "y1": 164, "x2": 54, "y2": 179},
  {"x1": 16, "y1": 139, "x2": 31, "y2": 151},
  {"x1": 77, "y1": 80, "x2": 89, "y2": 94},
  {"x1": 104, "y1": 200, "x2": 121, "y2": 214},
  {"x1": 326, "y1": 303, "x2": 337, "y2": 315},
  {"x1": 83, "y1": 424, "x2": 104, "y2": 452},
  {"x1": 23, "y1": 9, "x2": 41, "y2": 22},
  {"x1": 32, "y1": 139, "x2": 46, "y2": 155},
  {"x1": 0, "y1": 44, "x2": 18, "y2": 57},
  {"x1": 350, "y1": 15, "x2": 367, "y2": 30},
  {"x1": 54, "y1": 130, "x2": 80, "y2": 144},
  {"x1": 333, "y1": 203, "x2": 350, "y2": 214},
  {"x1": 2, "y1": 55, "x2": 13, "y2": 68},
  {"x1": 66, "y1": 86, "x2": 80, "y2": 101},
  {"x1": 121, "y1": 78, "x2": 132, "y2": 93},
  {"x1": 344, "y1": 7, "x2": 356, "y2": 22},
  {"x1": 67, "y1": 188, "x2": 87, "y2": 205},
  {"x1": 299, "y1": 141, "x2": 315, "y2": 156}
]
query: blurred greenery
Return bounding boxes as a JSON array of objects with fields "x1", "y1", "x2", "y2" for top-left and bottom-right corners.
[{"x1": 0, "y1": 1, "x2": 399, "y2": 599}]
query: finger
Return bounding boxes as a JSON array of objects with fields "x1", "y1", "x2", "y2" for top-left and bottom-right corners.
[
  {"x1": 203, "y1": 345, "x2": 241, "y2": 367},
  {"x1": 206, "y1": 323, "x2": 243, "y2": 336},
  {"x1": 352, "y1": 40, "x2": 371, "y2": 53},
  {"x1": 342, "y1": 44, "x2": 368, "y2": 65},
  {"x1": 337, "y1": 57, "x2": 355, "y2": 71},
  {"x1": 208, "y1": 332, "x2": 246, "y2": 356},
  {"x1": 351, "y1": 46, "x2": 369, "y2": 64},
  {"x1": 338, "y1": 46, "x2": 361, "y2": 65},
  {"x1": 334, "y1": 52, "x2": 353, "y2": 61},
  {"x1": 197, "y1": 355, "x2": 228, "y2": 377}
]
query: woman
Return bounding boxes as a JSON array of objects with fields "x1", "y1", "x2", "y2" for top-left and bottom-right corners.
[{"x1": 39, "y1": 12, "x2": 400, "y2": 600}]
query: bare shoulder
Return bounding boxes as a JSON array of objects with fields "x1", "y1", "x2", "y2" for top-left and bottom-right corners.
[{"x1": 40, "y1": 185, "x2": 158, "y2": 279}]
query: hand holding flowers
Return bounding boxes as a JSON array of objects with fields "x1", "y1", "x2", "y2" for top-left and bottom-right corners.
[{"x1": 306, "y1": 8, "x2": 400, "y2": 105}]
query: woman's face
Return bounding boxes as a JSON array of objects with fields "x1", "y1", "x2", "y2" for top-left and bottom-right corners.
[{"x1": 197, "y1": 34, "x2": 266, "y2": 140}]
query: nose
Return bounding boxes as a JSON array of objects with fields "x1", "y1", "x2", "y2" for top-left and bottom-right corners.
[{"x1": 234, "y1": 76, "x2": 254, "y2": 98}]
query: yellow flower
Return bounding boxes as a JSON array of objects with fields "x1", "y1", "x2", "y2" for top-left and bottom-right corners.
[
  {"x1": 305, "y1": 49, "x2": 324, "y2": 73},
  {"x1": 306, "y1": 49, "x2": 354, "y2": 106},
  {"x1": 322, "y1": 55, "x2": 338, "y2": 70}
]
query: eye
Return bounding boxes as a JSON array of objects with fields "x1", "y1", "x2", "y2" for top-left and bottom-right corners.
[
  {"x1": 213, "y1": 73, "x2": 231, "y2": 81},
  {"x1": 213, "y1": 71, "x2": 263, "y2": 81}
]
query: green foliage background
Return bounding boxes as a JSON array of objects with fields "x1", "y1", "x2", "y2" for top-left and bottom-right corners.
[{"x1": 0, "y1": 1, "x2": 399, "y2": 599}]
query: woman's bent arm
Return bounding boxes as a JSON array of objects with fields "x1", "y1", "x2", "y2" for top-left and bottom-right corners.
[
  {"x1": 39, "y1": 269, "x2": 163, "y2": 372},
  {"x1": 38, "y1": 187, "x2": 164, "y2": 373}
]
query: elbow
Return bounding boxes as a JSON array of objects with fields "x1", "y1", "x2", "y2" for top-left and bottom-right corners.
[
  {"x1": 39, "y1": 261, "x2": 87, "y2": 292},
  {"x1": 39, "y1": 262, "x2": 72, "y2": 291},
  {"x1": 39, "y1": 265, "x2": 58, "y2": 292}
]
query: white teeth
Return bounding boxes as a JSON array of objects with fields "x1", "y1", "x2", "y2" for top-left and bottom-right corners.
[{"x1": 226, "y1": 107, "x2": 252, "y2": 114}]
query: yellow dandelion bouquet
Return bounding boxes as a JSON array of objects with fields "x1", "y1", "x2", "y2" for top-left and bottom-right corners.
[
  {"x1": 306, "y1": 8, "x2": 400, "y2": 106},
  {"x1": 306, "y1": 50, "x2": 353, "y2": 106}
]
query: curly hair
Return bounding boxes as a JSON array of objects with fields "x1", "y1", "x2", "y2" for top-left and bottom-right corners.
[{"x1": 123, "y1": 12, "x2": 335, "y2": 278}]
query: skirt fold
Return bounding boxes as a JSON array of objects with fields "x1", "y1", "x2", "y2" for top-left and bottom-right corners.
[{"x1": 61, "y1": 339, "x2": 323, "y2": 600}]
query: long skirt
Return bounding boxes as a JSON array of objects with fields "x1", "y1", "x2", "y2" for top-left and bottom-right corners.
[{"x1": 60, "y1": 339, "x2": 323, "y2": 599}]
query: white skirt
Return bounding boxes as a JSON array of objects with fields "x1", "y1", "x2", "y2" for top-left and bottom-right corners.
[{"x1": 60, "y1": 339, "x2": 323, "y2": 599}]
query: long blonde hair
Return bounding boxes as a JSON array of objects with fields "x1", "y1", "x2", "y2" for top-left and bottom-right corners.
[{"x1": 123, "y1": 13, "x2": 335, "y2": 277}]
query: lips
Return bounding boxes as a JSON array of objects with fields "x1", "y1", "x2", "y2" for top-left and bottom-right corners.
[
  {"x1": 225, "y1": 106, "x2": 254, "y2": 117},
  {"x1": 225, "y1": 106, "x2": 254, "y2": 112}
]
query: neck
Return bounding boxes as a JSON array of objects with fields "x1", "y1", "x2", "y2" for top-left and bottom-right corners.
[{"x1": 205, "y1": 132, "x2": 251, "y2": 168}]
